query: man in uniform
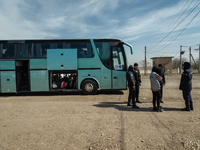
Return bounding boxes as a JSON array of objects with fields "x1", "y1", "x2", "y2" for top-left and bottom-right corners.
[
  {"x1": 179, "y1": 62, "x2": 193, "y2": 111},
  {"x1": 133, "y1": 63, "x2": 142, "y2": 103},
  {"x1": 126, "y1": 65, "x2": 139, "y2": 108},
  {"x1": 158, "y1": 64, "x2": 166, "y2": 103}
]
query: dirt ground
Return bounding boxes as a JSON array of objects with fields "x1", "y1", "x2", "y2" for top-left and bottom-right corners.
[{"x1": 0, "y1": 75, "x2": 200, "y2": 150}]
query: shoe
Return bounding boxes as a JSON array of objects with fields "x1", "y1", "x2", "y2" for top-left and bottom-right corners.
[
  {"x1": 157, "y1": 108, "x2": 163, "y2": 112},
  {"x1": 127, "y1": 102, "x2": 133, "y2": 106},
  {"x1": 127, "y1": 103, "x2": 132, "y2": 106},
  {"x1": 160, "y1": 100, "x2": 164, "y2": 103},
  {"x1": 181, "y1": 106, "x2": 190, "y2": 111},
  {"x1": 132, "y1": 105, "x2": 140, "y2": 109},
  {"x1": 136, "y1": 100, "x2": 142, "y2": 103},
  {"x1": 190, "y1": 104, "x2": 193, "y2": 111}
]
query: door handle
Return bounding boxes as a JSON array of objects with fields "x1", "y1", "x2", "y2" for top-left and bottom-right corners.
[{"x1": 114, "y1": 77, "x2": 118, "y2": 79}]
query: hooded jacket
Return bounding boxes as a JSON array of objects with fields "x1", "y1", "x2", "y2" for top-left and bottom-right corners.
[
  {"x1": 150, "y1": 67, "x2": 162, "y2": 91},
  {"x1": 126, "y1": 65, "x2": 136, "y2": 87},
  {"x1": 179, "y1": 62, "x2": 192, "y2": 91}
]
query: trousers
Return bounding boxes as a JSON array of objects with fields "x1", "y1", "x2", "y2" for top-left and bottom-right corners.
[
  {"x1": 182, "y1": 90, "x2": 193, "y2": 106},
  {"x1": 160, "y1": 83, "x2": 163, "y2": 100},
  {"x1": 152, "y1": 91, "x2": 161, "y2": 108},
  {"x1": 135, "y1": 84, "x2": 140, "y2": 100},
  {"x1": 128, "y1": 86, "x2": 136, "y2": 105}
]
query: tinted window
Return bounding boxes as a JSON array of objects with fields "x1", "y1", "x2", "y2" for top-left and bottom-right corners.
[
  {"x1": 0, "y1": 41, "x2": 94, "y2": 59},
  {"x1": 68, "y1": 42, "x2": 94, "y2": 58},
  {"x1": 2, "y1": 43, "x2": 32, "y2": 58},
  {"x1": 112, "y1": 46, "x2": 126, "y2": 71},
  {"x1": 94, "y1": 42, "x2": 112, "y2": 69}
]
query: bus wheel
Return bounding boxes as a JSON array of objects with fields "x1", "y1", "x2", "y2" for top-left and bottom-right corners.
[{"x1": 81, "y1": 80, "x2": 98, "y2": 95}]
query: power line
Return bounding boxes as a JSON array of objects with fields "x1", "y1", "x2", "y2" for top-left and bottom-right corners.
[
  {"x1": 151, "y1": 10, "x2": 200, "y2": 52},
  {"x1": 162, "y1": 0, "x2": 192, "y2": 36},
  {"x1": 148, "y1": 1, "x2": 200, "y2": 52}
]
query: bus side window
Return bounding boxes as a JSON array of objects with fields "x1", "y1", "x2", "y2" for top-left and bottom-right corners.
[
  {"x1": 71, "y1": 42, "x2": 94, "y2": 58},
  {"x1": 2, "y1": 44, "x2": 15, "y2": 58}
]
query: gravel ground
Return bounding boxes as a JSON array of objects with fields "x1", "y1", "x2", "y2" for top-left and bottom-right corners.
[{"x1": 0, "y1": 75, "x2": 200, "y2": 150}]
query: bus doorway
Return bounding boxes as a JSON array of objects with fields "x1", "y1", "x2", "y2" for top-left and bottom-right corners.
[{"x1": 16, "y1": 60, "x2": 30, "y2": 92}]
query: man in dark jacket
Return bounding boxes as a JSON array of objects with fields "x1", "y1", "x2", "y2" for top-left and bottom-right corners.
[
  {"x1": 158, "y1": 64, "x2": 166, "y2": 103},
  {"x1": 126, "y1": 65, "x2": 139, "y2": 108},
  {"x1": 179, "y1": 62, "x2": 193, "y2": 111},
  {"x1": 133, "y1": 63, "x2": 142, "y2": 103}
]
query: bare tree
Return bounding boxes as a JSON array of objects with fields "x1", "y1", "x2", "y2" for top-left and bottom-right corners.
[
  {"x1": 172, "y1": 58, "x2": 187, "y2": 69},
  {"x1": 139, "y1": 60, "x2": 151, "y2": 68}
]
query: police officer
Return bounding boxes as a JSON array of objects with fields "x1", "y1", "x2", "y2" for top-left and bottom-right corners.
[
  {"x1": 179, "y1": 62, "x2": 193, "y2": 111},
  {"x1": 126, "y1": 65, "x2": 139, "y2": 109},
  {"x1": 133, "y1": 63, "x2": 142, "y2": 103},
  {"x1": 158, "y1": 64, "x2": 166, "y2": 103}
]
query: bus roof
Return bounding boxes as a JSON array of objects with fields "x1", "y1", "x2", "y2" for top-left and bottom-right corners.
[{"x1": 0, "y1": 38, "x2": 123, "y2": 43}]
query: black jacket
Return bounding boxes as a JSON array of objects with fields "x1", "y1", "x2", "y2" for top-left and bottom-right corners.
[
  {"x1": 133, "y1": 69, "x2": 141, "y2": 85},
  {"x1": 159, "y1": 69, "x2": 166, "y2": 84},
  {"x1": 126, "y1": 65, "x2": 136, "y2": 87},
  {"x1": 179, "y1": 62, "x2": 192, "y2": 91}
]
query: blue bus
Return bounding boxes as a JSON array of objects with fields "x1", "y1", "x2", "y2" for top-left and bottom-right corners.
[{"x1": 0, "y1": 39, "x2": 133, "y2": 94}]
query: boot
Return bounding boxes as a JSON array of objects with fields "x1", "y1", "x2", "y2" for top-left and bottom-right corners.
[
  {"x1": 190, "y1": 104, "x2": 193, "y2": 111},
  {"x1": 136, "y1": 98, "x2": 142, "y2": 103},
  {"x1": 182, "y1": 105, "x2": 190, "y2": 111}
]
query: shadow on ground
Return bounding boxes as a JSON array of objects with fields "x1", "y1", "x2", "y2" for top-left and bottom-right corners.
[
  {"x1": 93, "y1": 101, "x2": 182, "y2": 112},
  {"x1": 0, "y1": 90, "x2": 124, "y2": 97}
]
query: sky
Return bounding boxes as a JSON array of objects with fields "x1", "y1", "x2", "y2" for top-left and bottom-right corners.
[{"x1": 0, "y1": 0, "x2": 199, "y2": 66}]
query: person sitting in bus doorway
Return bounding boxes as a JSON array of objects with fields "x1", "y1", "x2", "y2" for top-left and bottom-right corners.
[
  {"x1": 158, "y1": 64, "x2": 166, "y2": 103},
  {"x1": 179, "y1": 62, "x2": 193, "y2": 111},
  {"x1": 126, "y1": 65, "x2": 139, "y2": 109},
  {"x1": 150, "y1": 66, "x2": 163, "y2": 112},
  {"x1": 133, "y1": 63, "x2": 142, "y2": 103}
]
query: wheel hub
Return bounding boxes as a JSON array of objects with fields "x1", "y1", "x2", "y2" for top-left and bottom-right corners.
[{"x1": 85, "y1": 83, "x2": 94, "y2": 92}]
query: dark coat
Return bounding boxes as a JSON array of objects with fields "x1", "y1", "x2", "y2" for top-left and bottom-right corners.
[
  {"x1": 159, "y1": 69, "x2": 166, "y2": 84},
  {"x1": 179, "y1": 62, "x2": 192, "y2": 91},
  {"x1": 133, "y1": 69, "x2": 141, "y2": 85},
  {"x1": 126, "y1": 65, "x2": 136, "y2": 87}
]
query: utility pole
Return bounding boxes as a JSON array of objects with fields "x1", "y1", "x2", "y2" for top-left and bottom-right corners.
[
  {"x1": 194, "y1": 45, "x2": 200, "y2": 74},
  {"x1": 198, "y1": 45, "x2": 200, "y2": 74},
  {"x1": 189, "y1": 47, "x2": 191, "y2": 64},
  {"x1": 144, "y1": 46, "x2": 147, "y2": 75},
  {"x1": 180, "y1": 45, "x2": 182, "y2": 74}
]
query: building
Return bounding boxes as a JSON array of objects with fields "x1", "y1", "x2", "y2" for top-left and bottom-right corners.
[{"x1": 151, "y1": 57, "x2": 174, "y2": 74}]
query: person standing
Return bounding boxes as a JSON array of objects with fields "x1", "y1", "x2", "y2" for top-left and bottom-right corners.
[
  {"x1": 179, "y1": 62, "x2": 193, "y2": 111},
  {"x1": 126, "y1": 65, "x2": 139, "y2": 108},
  {"x1": 133, "y1": 63, "x2": 142, "y2": 103},
  {"x1": 158, "y1": 64, "x2": 166, "y2": 103},
  {"x1": 150, "y1": 66, "x2": 163, "y2": 112}
]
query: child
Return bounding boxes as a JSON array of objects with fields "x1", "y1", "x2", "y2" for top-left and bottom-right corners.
[{"x1": 150, "y1": 66, "x2": 163, "y2": 112}]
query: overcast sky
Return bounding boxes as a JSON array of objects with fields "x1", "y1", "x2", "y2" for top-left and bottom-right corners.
[{"x1": 0, "y1": 0, "x2": 199, "y2": 66}]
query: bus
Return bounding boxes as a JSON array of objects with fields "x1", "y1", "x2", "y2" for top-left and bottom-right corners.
[{"x1": 0, "y1": 39, "x2": 133, "y2": 94}]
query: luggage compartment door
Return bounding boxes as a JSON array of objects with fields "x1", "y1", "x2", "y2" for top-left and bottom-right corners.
[
  {"x1": 47, "y1": 49, "x2": 77, "y2": 70},
  {"x1": 1, "y1": 71, "x2": 16, "y2": 93}
]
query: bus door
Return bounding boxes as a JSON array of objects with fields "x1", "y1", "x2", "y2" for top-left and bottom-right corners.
[{"x1": 111, "y1": 45, "x2": 127, "y2": 89}]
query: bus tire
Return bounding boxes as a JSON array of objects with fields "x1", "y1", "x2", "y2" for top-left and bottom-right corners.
[{"x1": 81, "y1": 79, "x2": 98, "y2": 95}]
